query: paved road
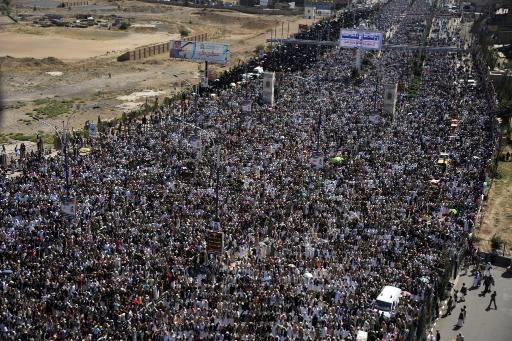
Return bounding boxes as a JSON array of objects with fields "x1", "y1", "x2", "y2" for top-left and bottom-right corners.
[
  {"x1": 17, "y1": 0, "x2": 117, "y2": 10},
  {"x1": 17, "y1": 0, "x2": 59, "y2": 9},
  {"x1": 435, "y1": 266, "x2": 512, "y2": 341}
]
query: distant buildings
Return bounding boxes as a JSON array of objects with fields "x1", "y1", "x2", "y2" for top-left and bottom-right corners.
[{"x1": 304, "y1": 2, "x2": 338, "y2": 19}]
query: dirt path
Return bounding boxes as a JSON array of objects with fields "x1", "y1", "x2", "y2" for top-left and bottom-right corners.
[{"x1": 478, "y1": 145, "x2": 512, "y2": 255}]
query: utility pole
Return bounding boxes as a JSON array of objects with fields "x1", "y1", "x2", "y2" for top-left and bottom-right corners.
[
  {"x1": 62, "y1": 120, "x2": 70, "y2": 196},
  {"x1": 215, "y1": 144, "x2": 220, "y2": 218},
  {"x1": 373, "y1": 58, "x2": 382, "y2": 115},
  {"x1": 316, "y1": 28, "x2": 322, "y2": 152},
  {"x1": 205, "y1": 61, "x2": 208, "y2": 82}
]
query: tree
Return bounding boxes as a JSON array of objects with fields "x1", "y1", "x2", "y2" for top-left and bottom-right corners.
[
  {"x1": 119, "y1": 21, "x2": 130, "y2": 30},
  {"x1": 179, "y1": 26, "x2": 190, "y2": 37},
  {"x1": 490, "y1": 234, "x2": 504, "y2": 251},
  {"x1": 1, "y1": 0, "x2": 12, "y2": 15}
]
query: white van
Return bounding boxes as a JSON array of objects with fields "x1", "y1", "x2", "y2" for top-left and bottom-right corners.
[{"x1": 375, "y1": 286, "x2": 402, "y2": 318}]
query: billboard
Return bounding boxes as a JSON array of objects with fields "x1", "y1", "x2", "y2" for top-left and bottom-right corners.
[
  {"x1": 316, "y1": 9, "x2": 332, "y2": 17},
  {"x1": 339, "y1": 30, "x2": 382, "y2": 50},
  {"x1": 170, "y1": 41, "x2": 229, "y2": 64}
]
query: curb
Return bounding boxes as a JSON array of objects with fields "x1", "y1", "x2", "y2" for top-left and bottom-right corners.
[{"x1": 429, "y1": 269, "x2": 464, "y2": 335}]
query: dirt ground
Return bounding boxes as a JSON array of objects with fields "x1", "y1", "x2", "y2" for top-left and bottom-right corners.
[
  {"x1": 477, "y1": 143, "x2": 512, "y2": 255},
  {"x1": 0, "y1": 0, "x2": 312, "y2": 138},
  {"x1": 0, "y1": 29, "x2": 177, "y2": 59}
]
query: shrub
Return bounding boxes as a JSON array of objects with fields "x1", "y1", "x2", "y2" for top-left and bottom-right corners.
[
  {"x1": 179, "y1": 26, "x2": 190, "y2": 37},
  {"x1": 490, "y1": 234, "x2": 504, "y2": 250},
  {"x1": 34, "y1": 98, "x2": 50, "y2": 106},
  {"x1": 119, "y1": 21, "x2": 130, "y2": 30},
  {"x1": 471, "y1": 233, "x2": 482, "y2": 243},
  {"x1": 0, "y1": 134, "x2": 9, "y2": 144},
  {"x1": 8, "y1": 133, "x2": 36, "y2": 142},
  {"x1": 34, "y1": 100, "x2": 73, "y2": 119}
]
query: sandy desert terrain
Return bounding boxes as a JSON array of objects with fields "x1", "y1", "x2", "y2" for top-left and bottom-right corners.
[{"x1": 0, "y1": 0, "x2": 311, "y2": 141}]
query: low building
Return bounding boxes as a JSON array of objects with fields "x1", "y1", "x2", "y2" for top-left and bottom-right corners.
[
  {"x1": 239, "y1": 0, "x2": 258, "y2": 6},
  {"x1": 304, "y1": 3, "x2": 316, "y2": 18},
  {"x1": 304, "y1": 2, "x2": 334, "y2": 19}
]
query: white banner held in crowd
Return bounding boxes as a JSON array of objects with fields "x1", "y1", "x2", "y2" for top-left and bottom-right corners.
[
  {"x1": 88, "y1": 123, "x2": 97, "y2": 137},
  {"x1": 201, "y1": 77, "x2": 209, "y2": 88},
  {"x1": 170, "y1": 41, "x2": 229, "y2": 64},
  {"x1": 383, "y1": 82, "x2": 398, "y2": 115},
  {"x1": 242, "y1": 101, "x2": 251, "y2": 113},
  {"x1": 310, "y1": 151, "x2": 323, "y2": 170},
  {"x1": 339, "y1": 30, "x2": 383, "y2": 50},
  {"x1": 61, "y1": 196, "x2": 76, "y2": 218},
  {"x1": 262, "y1": 72, "x2": 275, "y2": 107}
]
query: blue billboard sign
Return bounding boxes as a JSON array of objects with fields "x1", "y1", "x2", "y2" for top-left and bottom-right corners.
[{"x1": 339, "y1": 30, "x2": 382, "y2": 50}]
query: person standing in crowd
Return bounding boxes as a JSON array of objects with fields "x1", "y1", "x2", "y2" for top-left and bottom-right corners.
[
  {"x1": 456, "y1": 308, "x2": 464, "y2": 328},
  {"x1": 487, "y1": 291, "x2": 497, "y2": 310},
  {"x1": 447, "y1": 295, "x2": 453, "y2": 316},
  {"x1": 460, "y1": 283, "x2": 467, "y2": 301}
]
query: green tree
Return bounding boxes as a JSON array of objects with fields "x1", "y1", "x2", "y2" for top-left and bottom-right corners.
[
  {"x1": 119, "y1": 21, "x2": 130, "y2": 30},
  {"x1": 1, "y1": 0, "x2": 12, "y2": 15},
  {"x1": 179, "y1": 26, "x2": 190, "y2": 37},
  {"x1": 490, "y1": 234, "x2": 504, "y2": 251}
]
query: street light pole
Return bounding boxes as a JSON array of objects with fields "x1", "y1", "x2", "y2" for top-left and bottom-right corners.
[
  {"x1": 61, "y1": 110, "x2": 78, "y2": 196},
  {"x1": 173, "y1": 74, "x2": 196, "y2": 113},
  {"x1": 215, "y1": 144, "x2": 220, "y2": 218},
  {"x1": 32, "y1": 115, "x2": 72, "y2": 195},
  {"x1": 169, "y1": 115, "x2": 220, "y2": 218},
  {"x1": 373, "y1": 60, "x2": 382, "y2": 115},
  {"x1": 63, "y1": 120, "x2": 70, "y2": 195},
  {"x1": 316, "y1": 27, "x2": 324, "y2": 153},
  {"x1": 33, "y1": 113, "x2": 77, "y2": 219}
]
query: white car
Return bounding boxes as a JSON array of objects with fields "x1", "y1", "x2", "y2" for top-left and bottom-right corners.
[{"x1": 375, "y1": 286, "x2": 402, "y2": 318}]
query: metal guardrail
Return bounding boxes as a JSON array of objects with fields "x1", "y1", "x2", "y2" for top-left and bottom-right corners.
[{"x1": 266, "y1": 38, "x2": 464, "y2": 52}]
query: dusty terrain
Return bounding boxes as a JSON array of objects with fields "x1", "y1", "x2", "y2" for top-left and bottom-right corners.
[
  {"x1": 0, "y1": 28, "x2": 177, "y2": 59},
  {"x1": 0, "y1": 0, "x2": 311, "y2": 139},
  {"x1": 477, "y1": 144, "x2": 512, "y2": 255}
]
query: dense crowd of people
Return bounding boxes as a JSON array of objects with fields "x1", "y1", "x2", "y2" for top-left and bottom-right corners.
[{"x1": 0, "y1": 0, "x2": 498, "y2": 340}]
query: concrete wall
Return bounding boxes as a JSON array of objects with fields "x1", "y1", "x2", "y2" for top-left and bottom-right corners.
[{"x1": 117, "y1": 42, "x2": 170, "y2": 62}]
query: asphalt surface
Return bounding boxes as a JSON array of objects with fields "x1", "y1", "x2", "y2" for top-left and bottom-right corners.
[
  {"x1": 17, "y1": 0, "x2": 61, "y2": 9},
  {"x1": 435, "y1": 265, "x2": 512, "y2": 341},
  {"x1": 17, "y1": 0, "x2": 117, "y2": 10}
]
